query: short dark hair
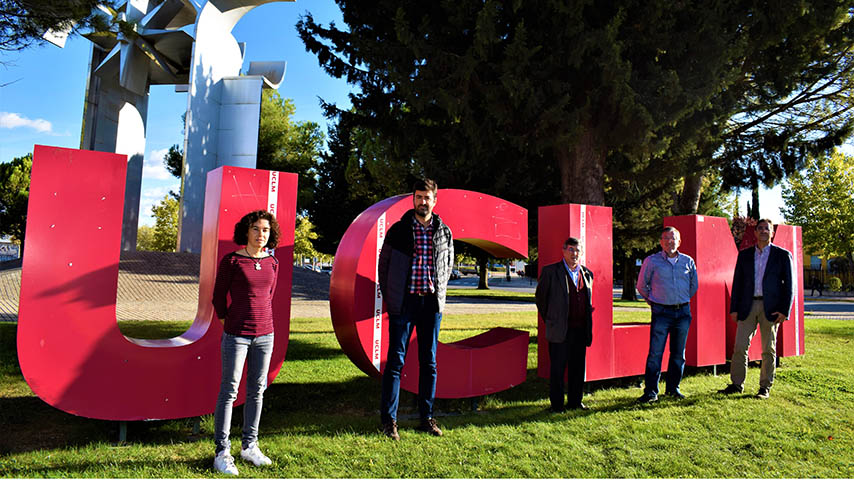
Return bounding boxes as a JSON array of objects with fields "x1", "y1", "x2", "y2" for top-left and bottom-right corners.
[
  {"x1": 757, "y1": 218, "x2": 775, "y2": 230},
  {"x1": 412, "y1": 178, "x2": 438, "y2": 195},
  {"x1": 563, "y1": 237, "x2": 581, "y2": 248},
  {"x1": 662, "y1": 226, "x2": 681, "y2": 238},
  {"x1": 233, "y1": 210, "x2": 281, "y2": 249}
]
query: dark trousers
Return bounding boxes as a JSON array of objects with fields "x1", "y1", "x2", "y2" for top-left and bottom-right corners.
[
  {"x1": 548, "y1": 327, "x2": 587, "y2": 410},
  {"x1": 380, "y1": 293, "x2": 442, "y2": 423}
]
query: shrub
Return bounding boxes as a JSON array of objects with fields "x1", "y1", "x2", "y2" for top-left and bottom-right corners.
[{"x1": 828, "y1": 276, "x2": 842, "y2": 292}]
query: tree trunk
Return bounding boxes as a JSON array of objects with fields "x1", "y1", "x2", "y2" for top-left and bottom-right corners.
[
  {"x1": 674, "y1": 173, "x2": 704, "y2": 215},
  {"x1": 558, "y1": 125, "x2": 606, "y2": 205},
  {"x1": 621, "y1": 253, "x2": 638, "y2": 300},
  {"x1": 750, "y1": 177, "x2": 760, "y2": 219},
  {"x1": 477, "y1": 253, "x2": 489, "y2": 290}
]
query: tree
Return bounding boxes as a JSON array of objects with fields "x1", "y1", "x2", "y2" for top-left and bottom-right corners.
[
  {"x1": 308, "y1": 111, "x2": 407, "y2": 254},
  {"x1": 0, "y1": 153, "x2": 31, "y2": 243},
  {"x1": 0, "y1": 0, "x2": 109, "y2": 52},
  {"x1": 298, "y1": 0, "x2": 853, "y2": 213},
  {"x1": 163, "y1": 144, "x2": 183, "y2": 178},
  {"x1": 136, "y1": 225, "x2": 156, "y2": 251},
  {"x1": 150, "y1": 194, "x2": 179, "y2": 252},
  {"x1": 782, "y1": 150, "x2": 854, "y2": 272},
  {"x1": 294, "y1": 215, "x2": 320, "y2": 261},
  {"x1": 256, "y1": 89, "x2": 325, "y2": 210},
  {"x1": 677, "y1": 8, "x2": 854, "y2": 215}
]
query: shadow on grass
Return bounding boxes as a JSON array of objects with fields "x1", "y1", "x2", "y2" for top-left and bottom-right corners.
[
  {"x1": 1, "y1": 454, "x2": 210, "y2": 477},
  {"x1": 286, "y1": 337, "x2": 347, "y2": 361},
  {"x1": 0, "y1": 324, "x2": 752, "y2": 454}
]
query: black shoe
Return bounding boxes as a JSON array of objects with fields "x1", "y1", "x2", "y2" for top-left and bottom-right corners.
[
  {"x1": 755, "y1": 387, "x2": 770, "y2": 399},
  {"x1": 549, "y1": 406, "x2": 566, "y2": 414},
  {"x1": 382, "y1": 420, "x2": 400, "y2": 441},
  {"x1": 568, "y1": 403, "x2": 589, "y2": 410},
  {"x1": 665, "y1": 390, "x2": 685, "y2": 400},
  {"x1": 636, "y1": 393, "x2": 658, "y2": 404},
  {"x1": 718, "y1": 384, "x2": 743, "y2": 395},
  {"x1": 417, "y1": 418, "x2": 443, "y2": 436}
]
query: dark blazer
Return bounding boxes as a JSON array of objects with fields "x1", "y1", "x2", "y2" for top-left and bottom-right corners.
[
  {"x1": 535, "y1": 261, "x2": 594, "y2": 345},
  {"x1": 377, "y1": 209, "x2": 454, "y2": 315},
  {"x1": 730, "y1": 243, "x2": 795, "y2": 321}
]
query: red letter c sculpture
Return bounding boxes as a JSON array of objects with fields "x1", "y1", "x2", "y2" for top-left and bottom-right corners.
[{"x1": 330, "y1": 190, "x2": 529, "y2": 398}]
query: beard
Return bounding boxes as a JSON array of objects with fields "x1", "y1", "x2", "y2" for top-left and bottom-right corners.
[{"x1": 415, "y1": 205, "x2": 430, "y2": 218}]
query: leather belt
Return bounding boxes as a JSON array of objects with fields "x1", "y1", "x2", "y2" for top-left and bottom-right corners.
[
  {"x1": 753, "y1": 296, "x2": 763, "y2": 300},
  {"x1": 652, "y1": 302, "x2": 689, "y2": 310}
]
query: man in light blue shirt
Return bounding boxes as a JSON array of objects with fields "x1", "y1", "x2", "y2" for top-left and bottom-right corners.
[{"x1": 636, "y1": 227, "x2": 698, "y2": 403}]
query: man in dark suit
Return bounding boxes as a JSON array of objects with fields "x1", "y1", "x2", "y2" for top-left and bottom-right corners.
[
  {"x1": 720, "y1": 219, "x2": 795, "y2": 399},
  {"x1": 535, "y1": 237, "x2": 594, "y2": 412}
]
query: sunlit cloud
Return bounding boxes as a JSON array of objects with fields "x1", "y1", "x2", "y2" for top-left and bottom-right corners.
[
  {"x1": 0, "y1": 112, "x2": 53, "y2": 133},
  {"x1": 143, "y1": 147, "x2": 174, "y2": 180},
  {"x1": 138, "y1": 186, "x2": 172, "y2": 227}
]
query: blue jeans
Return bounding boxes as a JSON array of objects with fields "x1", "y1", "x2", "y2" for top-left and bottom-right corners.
[
  {"x1": 214, "y1": 332, "x2": 274, "y2": 453},
  {"x1": 380, "y1": 293, "x2": 442, "y2": 423},
  {"x1": 643, "y1": 304, "x2": 691, "y2": 397}
]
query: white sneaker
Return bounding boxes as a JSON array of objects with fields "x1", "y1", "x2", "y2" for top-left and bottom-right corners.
[
  {"x1": 240, "y1": 442, "x2": 273, "y2": 466},
  {"x1": 213, "y1": 450, "x2": 239, "y2": 475}
]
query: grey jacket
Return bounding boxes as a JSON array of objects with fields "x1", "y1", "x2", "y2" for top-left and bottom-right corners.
[
  {"x1": 535, "y1": 260, "x2": 594, "y2": 345},
  {"x1": 377, "y1": 209, "x2": 454, "y2": 315}
]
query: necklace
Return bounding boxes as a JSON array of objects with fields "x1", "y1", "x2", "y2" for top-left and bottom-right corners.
[{"x1": 244, "y1": 248, "x2": 263, "y2": 270}]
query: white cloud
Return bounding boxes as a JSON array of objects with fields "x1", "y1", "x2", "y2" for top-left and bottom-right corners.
[
  {"x1": 143, "y1": 186, "x2": 171, "y2": 200},
  {"x1": 142, "y1": 147, "x2": 173, "y2": 180},
  {"x1": 0, "y1": 112, "x2": 53, "y2": 133},
  {"x1": 138, "y1": 186, "x2": 172, "y2": 227}
]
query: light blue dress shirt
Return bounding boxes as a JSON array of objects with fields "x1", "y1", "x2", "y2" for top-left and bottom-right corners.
[
  {"x1": 563, "y1": 259, "x2": 581, "y2": 289},
  {"x1": 753, "y1": 245, "x2": 771, "y2": 296},
  {"x1": 636, "y1": 251, "x2": 698, "y2": 305}
]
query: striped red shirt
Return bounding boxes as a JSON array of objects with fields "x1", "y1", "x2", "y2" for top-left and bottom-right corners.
[{"x1": 212, "y1": 252, "x2": 279, "y2": 336}]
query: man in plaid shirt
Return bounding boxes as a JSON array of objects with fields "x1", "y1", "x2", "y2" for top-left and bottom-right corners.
[{"x1": 377, "y1": 178, "x2": 454, "y2": 441}]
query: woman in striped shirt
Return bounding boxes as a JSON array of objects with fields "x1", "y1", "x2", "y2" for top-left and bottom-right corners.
[{"x1": 211, "y1": 210, "x2": 281, "y2": 475}]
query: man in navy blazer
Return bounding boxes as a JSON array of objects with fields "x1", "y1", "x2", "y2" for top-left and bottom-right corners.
[{"x1": 720, "y1": 219, "x2": 795, "y2": 399}]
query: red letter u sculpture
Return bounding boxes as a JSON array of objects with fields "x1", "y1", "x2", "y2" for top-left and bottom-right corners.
[
  {"x1": 17, "y1": 145, "x2": 297, "y2": 420},
  {"x1": 330, "y1": 190, "x2": 529, "y2": 398}
]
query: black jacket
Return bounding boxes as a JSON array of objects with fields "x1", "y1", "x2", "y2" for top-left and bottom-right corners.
[
  {"x1": 535, "y1": 261, "x2": 594, "y2": 345},
  {"x1": 377, "y1": 209, "x2": 454, "y2": 315},
  {"x1": 730, "y1": 243, "x2": 795, "y2": 321}
]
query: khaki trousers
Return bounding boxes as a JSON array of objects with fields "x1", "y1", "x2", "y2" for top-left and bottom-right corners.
[{"x1": 730, "y1": 299, "x2": 779, "y2": 389}]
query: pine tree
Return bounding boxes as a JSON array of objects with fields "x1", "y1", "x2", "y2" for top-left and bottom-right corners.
[{"x1": 299, "y1": 1, "x2": 854, "y2": 213}]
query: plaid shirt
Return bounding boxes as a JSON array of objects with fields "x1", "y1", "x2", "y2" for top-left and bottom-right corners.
[{"x1": 409, "y1": 217, "x2": 436, "y2": 294}]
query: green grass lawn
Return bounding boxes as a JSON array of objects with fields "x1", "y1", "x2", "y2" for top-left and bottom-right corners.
[
  {"x1": 446, "y1": 288, "x2": 648, "y2": 309},
  {"x1": 1, "y1": 316, "x2": 853, "y2": 478}
]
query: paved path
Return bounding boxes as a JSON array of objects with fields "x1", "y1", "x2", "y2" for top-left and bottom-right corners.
[{"x1": 2, "y1": 253, "x2": 852, "y2": 321}]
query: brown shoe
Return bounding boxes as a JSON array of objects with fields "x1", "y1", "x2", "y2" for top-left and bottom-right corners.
[
  {"x1": 417, "y1": 418, "x2": 443, "y2": 436},
  {"x1": 382, "y1": 420, "x2": 400, "y2": 441}
]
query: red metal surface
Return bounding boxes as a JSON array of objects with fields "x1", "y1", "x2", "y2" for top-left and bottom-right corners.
[
  {"x1": 664, "y1": 215, "x2": 734, "y2": 367},
  {"x1": 17, "y1": 146, "x2": 296, "y2": 420},
  {"x1": 537, "y1": 205, "x2": 805, "y2": 382},
  {"x1": 330, "y1": 190, "x2": 529, "y2": 398}
]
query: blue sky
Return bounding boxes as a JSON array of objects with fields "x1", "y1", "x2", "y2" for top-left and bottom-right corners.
[
  {"x1": 2, "y1": 0, "x2": 832, "y2": 227},
  {"x1": 0, "y1": 0, "x2": 353, "y2": 226}
]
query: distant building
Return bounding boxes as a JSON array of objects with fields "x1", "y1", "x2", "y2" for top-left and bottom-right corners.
[
  {"x1": 803, "y1": 248, "x2": 852, "y2": 292},
  {"x1": 0, "y1": 237, "x2": 20, "y2": 262}
]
